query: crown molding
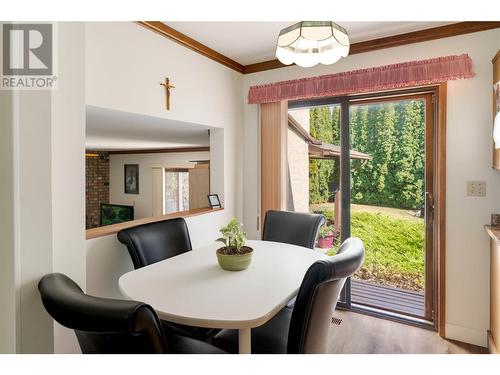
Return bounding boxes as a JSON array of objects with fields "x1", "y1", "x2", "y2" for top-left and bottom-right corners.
[
  {"x1": 244, "y1": 22, "x2": 500, "y2": 74},
  {"x1": 137, "y1": 21, "x2": 500, "y2": 75},
  {"x1": 136, "y1": 21, "x2": 245, "y2": 73}
]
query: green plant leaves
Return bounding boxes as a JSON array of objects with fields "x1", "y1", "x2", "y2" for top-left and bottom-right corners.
[
  {"x1": 216, "y1": 237, "x2": 228, "y2": 247},
  {"x1": 218, "y1": 218, "x2": 247, "y2": 252}
]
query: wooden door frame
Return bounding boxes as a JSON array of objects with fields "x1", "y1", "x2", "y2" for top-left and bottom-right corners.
[
  {"x1": 436, "y1": 82, "x2": 447, "y2": 337},
  {"x1": 351, "y1": 88, "x2": 446, "y2": 336},
  {"x1": 263, "y1": 83, "x2": 447, "y2": 336},
  {"x1": 349, "y1": 90, "x2": 438, "y2": 326},
  {"x1": 424, "y1": 93, "x2": 435, "y2": 323}
]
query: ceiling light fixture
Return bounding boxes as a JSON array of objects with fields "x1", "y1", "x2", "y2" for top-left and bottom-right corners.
[{"x1": 275, "y1": 21, "x2": 350, "y2": 68}]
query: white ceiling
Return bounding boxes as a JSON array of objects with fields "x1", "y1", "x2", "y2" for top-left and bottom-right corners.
[
  {"x1": 86, "y1": 105, "x2": 210, "y2": 151},
  {"x1": 166, "y1": 21, "x2": 455, "y2": 65}
]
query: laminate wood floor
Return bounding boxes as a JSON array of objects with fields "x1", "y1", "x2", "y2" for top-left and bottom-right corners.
[{"x1": 327, "y1": 310, "x2": 488, "y2": 354}]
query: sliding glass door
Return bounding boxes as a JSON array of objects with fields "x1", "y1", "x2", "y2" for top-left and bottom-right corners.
[
  {"x1": 347, "y1": 94, "x2": 434, "y2": 323},
  {"x1": 288, "y1": 88, "x2": 438, "y2": 327}
]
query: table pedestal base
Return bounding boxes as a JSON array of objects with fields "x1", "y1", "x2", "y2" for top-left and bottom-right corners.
[{"x1": 238, "y1": 328, "x2": 251, "y2": 354}]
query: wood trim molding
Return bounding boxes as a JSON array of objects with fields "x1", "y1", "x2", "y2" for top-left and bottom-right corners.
[
  {"x1": 492, "y1": 50, "x2": 500, "y2": 169},
  {"x1": 437, "y1": 82, "x2": 447, "y2": 337},
  {"x1": 493, "y1": 50, "x2": 500, "y2": 65},
  {"x1": 351, "y1": 21, "x2": 500, "y2": 55},
  {"x1": 244, "y1": 22, "x2": 500, "y2": 74},
  {"x1": 244, "y1": 59, "x2": 287, "y2": 75},
  {"x1": 489, "y1": 237, "x2": 500, "y2": 354},
  {"x1": 107, "y1": 146, "x2": 210, "y2": 155},
  {"x1": 86, "y1": 207, "x2": 223, "y2": 240},
  {"x1": 137, "y1": 21, "x2": 500, "y2": 75},
  {"x1": 136, "y1": 21, "x2": 244, "y2": 73},
  {"x1": 488, "y1": 330, "x2": 499, "y2": 354},
  {"x1": 424, "y1": 93, "x2": 434, "y2": 322}
]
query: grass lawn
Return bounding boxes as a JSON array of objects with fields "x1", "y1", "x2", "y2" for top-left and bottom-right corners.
[
  {"x1": 311, "y1": 202, "x2": 422, "y2": 222},
  {"x1": 320, "y1": 209, "x2": 425, "y2": 291}
]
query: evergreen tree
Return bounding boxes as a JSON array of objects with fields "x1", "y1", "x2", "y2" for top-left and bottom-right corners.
[
  {"x1": 310, "y1": 99, "x2": 426, "y2": 210},
  {"x1": 391, "y1": 100, "x2": 425, "y2": 209}
]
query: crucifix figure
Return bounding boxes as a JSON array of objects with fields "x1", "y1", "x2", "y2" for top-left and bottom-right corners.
[{"x1": 159, "y1": 77, "x2": 175, "y2": 110}]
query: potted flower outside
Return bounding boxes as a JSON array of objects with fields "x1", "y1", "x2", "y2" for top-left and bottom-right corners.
[
  {"x1": 317, "y1": 225, "x2": 336, "y2": 249},
  {"x1": 216, "y1": 218, "x2": 253, "y2": 271}
]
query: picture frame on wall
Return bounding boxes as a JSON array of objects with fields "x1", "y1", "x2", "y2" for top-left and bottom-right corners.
[
  {"x1": 124, "y1": 164, "x2": 139, "y2": 194},
  {"x1": 207, "y1": 194, "x2": 221, "y2": 208}
]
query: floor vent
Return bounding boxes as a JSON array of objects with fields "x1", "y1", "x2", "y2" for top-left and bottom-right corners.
[{"x1": 331, "y1": 316, "x2": 343, "y2": 326}]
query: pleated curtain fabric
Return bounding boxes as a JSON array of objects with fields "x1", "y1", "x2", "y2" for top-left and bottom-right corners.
[{"x1": 248, "y1": 54, "x2": 473, "y2": 104}]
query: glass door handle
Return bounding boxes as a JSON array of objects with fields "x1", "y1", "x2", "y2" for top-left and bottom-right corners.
[{"x1": 425, "y1": 192, "x2": 434, "y2": 212}]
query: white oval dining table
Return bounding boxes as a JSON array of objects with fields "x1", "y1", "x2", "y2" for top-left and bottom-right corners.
[{"x1": 119, "y1": 239, "x2": 328, "y2": 354}]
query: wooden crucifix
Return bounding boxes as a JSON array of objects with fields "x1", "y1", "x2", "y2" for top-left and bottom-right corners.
[{"x1": 159, "y1": 77, "x2": 175, "y2": 110}]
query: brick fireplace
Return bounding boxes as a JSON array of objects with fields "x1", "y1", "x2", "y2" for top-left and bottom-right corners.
[{"x1": 86, "y1": 151, "x2": 109, "y2": 229}]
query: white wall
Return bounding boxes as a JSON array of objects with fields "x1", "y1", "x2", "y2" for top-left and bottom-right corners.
[
  {"x1": 0, "y1": 22, "x2": 86, "y2": 355},
  {"x1": 4, "y1": 21, "x2": 496, "y2": 353},
  {"x1": 0, "y1": 81, "x2": 19, "y2": 353},
  {"x1": 17, "y1": 91, "x2": 55, "y2": 354},
  {"x1": 81, "y1": 22, "x2": 244, "y2": 353},
  {"x1": 85, "y1": 22, "x2": 243, "y2": 220},
  {"x1": 1, "y1": 21, "x2": 238, "y2": 354},
  {"x1": 0, "y1": 47, "x2": 55, "y2": 353},
  {"x1": 50, "y1": 22, "x2": 86, "y2": 353},
  {"x1": 242, "y1": 29, "x2": 500, "y2": 347},
  {"x1": 109, "y1": 151, "x2": 210, "y2": 219},
  {"x1": 83, "y1": 26, "x2": 244, "y2": 349}
]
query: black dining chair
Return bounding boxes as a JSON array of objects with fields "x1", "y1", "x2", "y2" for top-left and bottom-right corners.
[
  {"x1": 262, "y1": 210, "x2": 325, "y2": 249},
  {"x1": 262, "y1": 210, "x2": 326, "y2": 309},
  {"x1": 38, "y1": 273, "x2": 226, "y2": 354},
  {"x1": 117, "y1": 217, "x2": 193, "y2": 269},
  {"x1": 212, "y1": 237, "x2": 365, "y2": 354},
  {"x1": 117, "y1": 217, "x2": 219, "y2": 342}
]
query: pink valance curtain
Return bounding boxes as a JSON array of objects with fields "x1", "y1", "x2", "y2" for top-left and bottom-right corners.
[{"x1": 248, "y1": 54, "x2": 473, "y2": 104}]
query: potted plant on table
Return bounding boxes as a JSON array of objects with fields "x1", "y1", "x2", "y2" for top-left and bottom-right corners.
[
  {"x1": 317, "y1": 225, "x2": 337, "y2": 249},
  {"x1": 216, "y1": 218, "x2": 253, "y2": 271}
]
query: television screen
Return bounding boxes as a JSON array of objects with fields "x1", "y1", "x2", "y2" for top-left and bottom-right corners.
[{"x1": 100, "y1": 203, "x2": 134, "y2": 226}]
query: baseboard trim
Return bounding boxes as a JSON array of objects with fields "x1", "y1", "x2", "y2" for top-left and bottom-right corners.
[
  {"x1": 488, "y1": 331, "x2": 498, "y2": 354},
  {"x1": 445, "y1": 323, "x2": 487, "y2": 348}
]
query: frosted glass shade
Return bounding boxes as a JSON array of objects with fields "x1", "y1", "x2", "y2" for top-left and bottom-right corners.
[
  {"x1": 494, "y1": 111, "x2": 500, "y2": 149},
  {"x1": 275, "y1": 21, "x2": 350, "y2": 68}
]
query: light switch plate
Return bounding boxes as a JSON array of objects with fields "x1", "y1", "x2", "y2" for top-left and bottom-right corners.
[{"x1": 466, "y1": 181, "x2": 486, "y2": 197}]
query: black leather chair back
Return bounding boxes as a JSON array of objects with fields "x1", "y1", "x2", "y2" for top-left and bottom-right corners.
[
  {"x1": 117, "y1": 217, "x2": 192, "y2": 269},
  {"x1": 38, "y1": 273, "x2": 168, "y2": 354},
  {"x1": 262, "y1": 210, "x2": 325, "y2": 249},
  {"x1": 287, "y1": 237, "x2": 365, "y2": 353}
]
